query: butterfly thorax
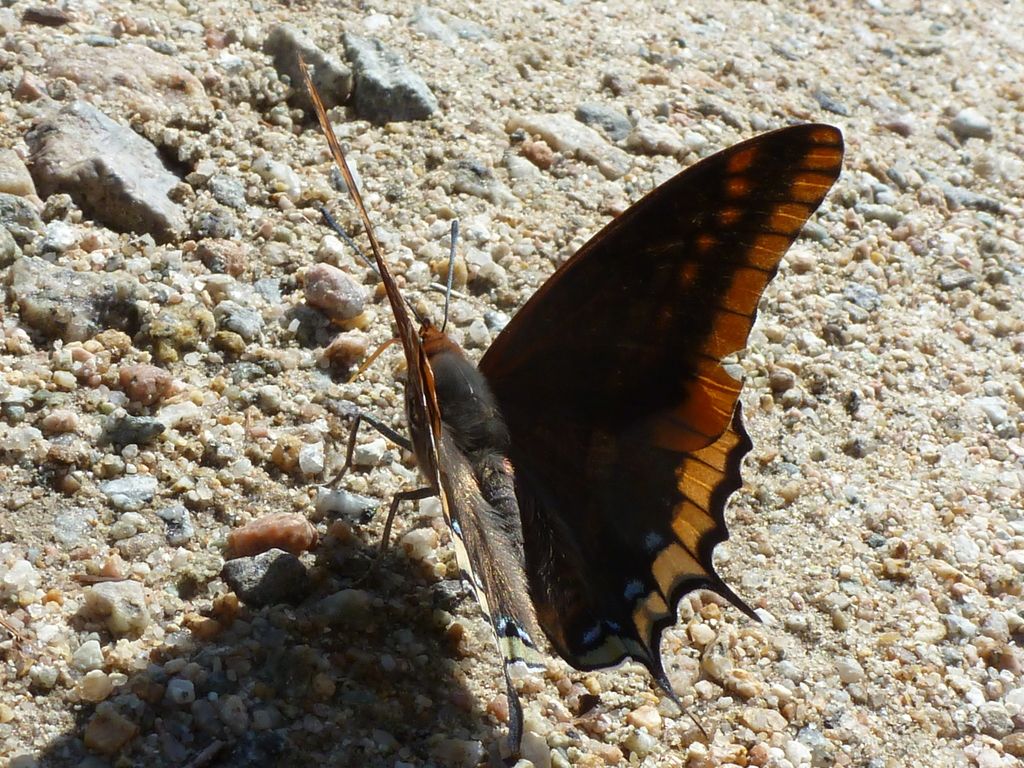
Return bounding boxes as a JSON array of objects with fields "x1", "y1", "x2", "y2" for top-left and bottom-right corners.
[{"x1": 421, "y1": 324, "x2": 511, "y2": 460}]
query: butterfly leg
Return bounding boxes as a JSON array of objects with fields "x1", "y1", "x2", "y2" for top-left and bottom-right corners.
[
  {"x1": 352, "y1": 486, "x2": 435, "y2": 586},
  {"x1": 378, "y1": 486, "x2": 434, "y2": 555},
  {"x1": 327, "y1": 411, "x2": 413, "y2": 487}
]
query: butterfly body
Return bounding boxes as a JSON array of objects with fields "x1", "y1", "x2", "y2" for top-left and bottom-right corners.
[
  {"x1": 418, "y1": 324, "x2": 545, "y2": 746},
  {"x1": 300, "y1": 66, "x2": 843, "y2": 751}
]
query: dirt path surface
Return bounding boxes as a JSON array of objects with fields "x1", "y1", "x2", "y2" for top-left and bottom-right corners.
[{"x1": 0, "y1": 1, "x2": 1021, "y2": 766}]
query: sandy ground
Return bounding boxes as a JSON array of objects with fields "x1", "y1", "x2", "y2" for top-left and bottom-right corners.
[{"x1": 0, "y1": 1, "x2": 1022, "y2": 766}]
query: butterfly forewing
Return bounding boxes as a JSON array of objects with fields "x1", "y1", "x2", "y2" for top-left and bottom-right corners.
[{"x1": 479, "y1": 125, "x2": 843, "y2": 677}]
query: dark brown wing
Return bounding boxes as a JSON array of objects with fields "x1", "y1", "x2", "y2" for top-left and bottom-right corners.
[{"x1": 478, "y1": 125, "x2": 843, "y2": 680}]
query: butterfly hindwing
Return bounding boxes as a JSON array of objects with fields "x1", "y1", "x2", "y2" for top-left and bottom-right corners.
[{"x1": 479, "y1": 124, "x2": 843, "y2": 678}]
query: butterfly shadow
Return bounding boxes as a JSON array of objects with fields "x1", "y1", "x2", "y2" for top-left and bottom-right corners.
[{"x1": 26, "y1": 505, "x2": 510, "y2": 768}]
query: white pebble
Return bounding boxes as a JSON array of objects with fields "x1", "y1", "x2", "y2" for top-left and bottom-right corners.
[
  {"x1": 2, "y1": 559, "x2": 40, "y2": 592},
  {"x1": 835, "y1": 656, "x2": 865, "y2": 683},
  {"x1": 78, "y1": 670, "x2": 114, "y2": 702},
  {"x1": 72, "y1": 639, "x2": 104, "y2": 671},
  {"x1": 353, "y1": 437, "x2": 387, "y2": 466},
  {"x1": 30, "y1": 665, "x2": 59, "y2": 690},
  {"x1": 251, "y1": 155, "x2": 302, "y2": 200},
  {"x1": 298, "y1": 441, "x2": 326, "y2": 475},
  {"x1": 785, "y1": 739, "x2": 812, "y2": 766},
  {"x1": 400, "y1": 528, "x2": 439, "y2": 562}
]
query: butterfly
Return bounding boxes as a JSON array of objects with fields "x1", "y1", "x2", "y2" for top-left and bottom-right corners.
[{"x1": 300, "y1": 56, "x2": 843, "y2": 754}]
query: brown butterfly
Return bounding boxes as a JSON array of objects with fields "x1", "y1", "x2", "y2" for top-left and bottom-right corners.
[{"x1": 301, "y1": 57, "x2": 843, "y2": 753}]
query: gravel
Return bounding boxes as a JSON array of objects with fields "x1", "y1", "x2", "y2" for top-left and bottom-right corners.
[{"x1": 0, "y1": 1, "x2": 1022, "y2": 767}]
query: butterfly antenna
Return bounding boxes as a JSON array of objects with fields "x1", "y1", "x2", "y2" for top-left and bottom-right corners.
[
  {"x1": 440, "y1": 220, "x2": 458, "y2": 334},
  {"x1": 319, "y1": 205, "x2": 375, "y2": 272},
  {"x1": 298, "y1": 55, "x2": 426, "y2": 340}
]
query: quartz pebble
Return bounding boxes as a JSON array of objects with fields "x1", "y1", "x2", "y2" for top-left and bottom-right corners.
[
  {"x1": 950, "y1": 107, "x2": 993, "y2": 141},
  {"x1": 315, "y1": 487, "x2": 378, "y2": 520},
  {"x1": 78, "y1": 670, "x2": 115, "y2": 702},
  {"x1": 82, "y1": 580, "x2": 150, "y2": 635},
  {"x1": 71, "y1": 639, "x2": 104, "y2": 671}
]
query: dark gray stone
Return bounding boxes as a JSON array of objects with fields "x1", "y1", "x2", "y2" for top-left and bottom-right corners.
[
  {"x1": 0, "y1": 192, "x2": 44, "y2": 246},
  {"x1": 102, "y1": 414, "x2": 166, "y2": 447},
  {"x1": 813, "y1": 88, "x2": 850, "y2": 116},
  {"x1": 343, "y1": 33, "x2": 438, "y2": 124},
  {"x1": 942, "y1": 183, "x2": 1002, "y2": 213},
  {"x1": 222, "y1": 549, "x2": 309, "y2": 607}
]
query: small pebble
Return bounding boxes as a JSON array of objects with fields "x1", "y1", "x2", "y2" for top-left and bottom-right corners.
[
  {"x1": 226, "y1": 513, "x2": 318, "y2": 558},
  {"x1": 71, "y1": 639, "x2": 104, "y2": 671},
  {"x1": 221, "y1": 548, "x2": 309, "y2": 606},
  {"x1": 118, "y1": 364, "x2": 173, "y2": 405},
  {"x1": 625, "y1": 704, "x2": 662, "y2": 733},
  {"x1": 78, "y1": 670, "x2": 114, "y2": 702},
  {"x1": 82, "y1": 580, "x2": 151, "y2": 635},
  {"x1": 303, "y1": 263, "x2": 368, "y2": 323},
  {"x1": 353, "y1": 437, "x2": 387, "y2": 466},
  {"x1": 40, "y1": 408, "x2": 78, "y2": 434},
  {"x1": 315, "y1": 487, "x2": 378, "y2": 520},
  {"x1": 316, "y1": 588, "x2": 373, "y2": 626},
  {"x1": 156, "y1": 504, "x2": 194, "y2": 545},
  {"x1": 99, "y1": 475, "x2": 159, "y2": 511},
  {"x1": 298, "y1": 441, "x2": 326, "y2": 476},
  {"x1": 950, "y1": 107, "x2": 993, "y2": 141},
  {"x1": 740, "y1": 706, "x2": 788, "y2": 732},
  {"x1": 166, "y1": 678, "x2": 196, "y2": 705},
  {"x1": 83, "y1": 703, "x2": 138, "y2": 755}
]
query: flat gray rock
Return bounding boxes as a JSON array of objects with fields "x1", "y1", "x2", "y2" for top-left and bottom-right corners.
[
  {"x1": 411, "y1": 6, "x2": 490, "y2": 45},
  {"x1": 26, "y1": 100, "x2": 187, "y2": 242},
  {"x1": 343, "y1": 33, "x2": 438, "y2": 124},
  {"x1": 574, "y1": 102, "x2": 632, "y2": 142},
  {"x1": 6, "y1": 256, "x2": 142, "y2": 342}
]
